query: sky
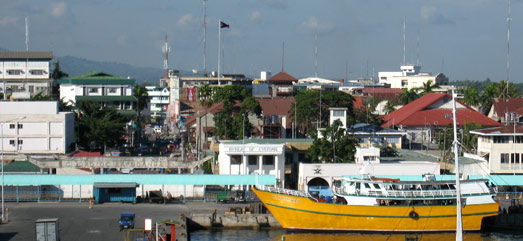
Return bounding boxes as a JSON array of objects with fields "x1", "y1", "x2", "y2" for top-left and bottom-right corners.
[{"x1": 1, "y1": 0, "x2": 523, "y2": 82}]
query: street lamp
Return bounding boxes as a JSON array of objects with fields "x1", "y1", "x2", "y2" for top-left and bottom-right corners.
[{"x1": 1, "y1": 116, "x2": 25, "y2": 222}]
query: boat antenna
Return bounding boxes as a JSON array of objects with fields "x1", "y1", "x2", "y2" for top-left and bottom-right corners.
[{"x1": 452, "y1": 89, "x2": 463, "y2": 241}]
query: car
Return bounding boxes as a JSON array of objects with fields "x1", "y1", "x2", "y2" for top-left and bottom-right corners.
[{"x1": 119, "y1": 212, "x2": 135, "y2": 230}]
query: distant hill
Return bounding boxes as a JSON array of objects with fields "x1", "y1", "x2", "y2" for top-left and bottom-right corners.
[{"x1": 55, "y1": 56, "x2": 167, "y2": 84}]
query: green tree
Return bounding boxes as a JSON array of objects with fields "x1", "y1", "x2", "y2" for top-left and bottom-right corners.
[
  {"x1": 133, "y1": 84, "x2": 149, "y2": 114},
  {"x1": 212, "y1": 85, "x2": 261, "y2": 139},
  {"x1": 480, "y1": 80, "x2": 517, "y2": 114},
  {"x1": 51, "y1": 61, "x2": 68, "y2": 80},
  {"x1": 437, "y1": 122, "x2": 483, "y2": 157},
  {"x1": 398, "y1": 88, "x2": 419, "y2": 105},
  {"x1": 459, "y1": 86, "x2": 480, "y2": 108},
  {"x1": 199, "y1": 83, "x2": 214, "y2": 146},
  {"x1": 305, "y1": 120, "x2": 359, "y2": 163},
  {"x1": 416, "y1": 80, "x2": 440, "y2": 96},
  {"x1": 30, "y1": 92, "x2": 53, "y2": 101},
  {"x1": 291, "y1": 90, "x2": 355, "y2": 137},
  {"x1": 76, "y1": 101, "x2": 127, "y2": 152}
]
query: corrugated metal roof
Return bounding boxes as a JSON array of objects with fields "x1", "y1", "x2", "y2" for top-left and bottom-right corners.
[
  {"x1": 268, "y1": 71, "x2": 298, "y2": 83},
  {"x1": 57, "y1": 72, "x2": 135, "y2": 85},
  {"x1": 76, "y1": 96, "x2": 138, "y2": 102},
  {"x1": 0, "y1": 51, "x2": 53, "y2": 59},
  {"x1": 93, "y1": 182, "x2": 137, "y2": 188}
]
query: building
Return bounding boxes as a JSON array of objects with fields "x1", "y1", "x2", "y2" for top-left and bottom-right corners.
[
  {"x1": 471, "y1": 125, "x2": 523, "y2": 174},
  {"x1": 350, "y1": 123, "x2": 406, "y2": 149},
  {"x1": 378, "y1": 65, "x2": 448, "y2": 90},
  {"x1": 145, "y1": 86, "x2": 170, "y2": 121},
  {"x1": 58, "y1": 72, "x2": 137, "y2": 115},
  {"x1": 487, "y1": 97, "x2": 523, "y2": 124},
  {"x1": 0, "y1": 51, "x2": 53, "y2": 98},
  {"x1": 0, "y1": 101, "x2": 75, "y2": 155},
  {"x1": 267, "y1": 71, "x2": 298, "y2": 97},
  {"x1": 382, "y1": 93, "x2": 501, "y2": 149}
]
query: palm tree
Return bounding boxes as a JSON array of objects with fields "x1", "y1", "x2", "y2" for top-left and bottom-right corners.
[
  {"x1": 133, "y1": 85, "x2": 149, "y2": 115},
  {"x1": 460, "y1": 86, "x2": 480, "y2": 108},
  {"x1": 399, "y1": 88, "x2": 419, "y2": 105},
  {"x1": 417, "y1": 80, "x2": 440, "y2": 96}
]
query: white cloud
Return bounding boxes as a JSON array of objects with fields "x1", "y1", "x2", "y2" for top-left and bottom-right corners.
[
  {"x1": 421, "y1": 6, "x2": 455, "y2": 25},
  {"x1": 51, "y1": 2, "x2": 66, "y2": 17},
  {"x1": 298, "y1": 16, "x2": 334, "y2": 34},
  {"x1": 250, "y1": 11, "x2": 261, "y2": 22},
  {"x1": 0, "y1": 16, "x2": 17, "y2": 26},
  {"x1": 176, "y1": 14, "x2": 200, "y2": 30}
]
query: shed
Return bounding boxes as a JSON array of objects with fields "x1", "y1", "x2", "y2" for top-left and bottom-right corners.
[{"x1": 93, "y1": 182, "x2": 138, "y2": 203}]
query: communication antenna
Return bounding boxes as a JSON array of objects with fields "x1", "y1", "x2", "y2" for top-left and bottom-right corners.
[
  {"x1": 281, "y1": 41, "x2": 285, "y2": 72},
  {"x1": 416, "y1": 30, "x2": 420, "y2": 65},
  {"x1": 25, "y1": 17, "x2": 29, "y2": 51},
  {"x1": 162, "y1": 35, "x2": 171, "y2": 78},
  {"x1": 202, "y1": 0, "x2": 207, "y2": 75},
  {"x1": 403, "y1": 16, "x2": 406, "y2": 66},
  {"x1": 314, "y1": 31, "x2": 318, "y2": 77},
  {"x1": 506, "y1": 0, "x2": 511, "y2": 94}
]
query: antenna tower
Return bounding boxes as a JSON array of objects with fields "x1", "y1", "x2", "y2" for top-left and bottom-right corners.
[
  {"x1": 506, "y1": 0, "x2": 511, "y2": 94},
  {"x1": 402, "y1": 16, "x2": 406, "y2": 66},
  {"x1": 203, "y1": 0, "x2": 207, "y2": 75},
  {"x1": 25, "y1": 17, "x2": 29, "y2": 51},
  {"x1": 162, "y1": 35, "x2": 171, "y2": 78}
]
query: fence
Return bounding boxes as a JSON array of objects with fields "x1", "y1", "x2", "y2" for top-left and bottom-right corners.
[{"x1": 0, "y1": 186, "x2": 259, "y2": 203}]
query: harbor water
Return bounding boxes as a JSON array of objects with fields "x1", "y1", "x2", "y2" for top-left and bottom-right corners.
[{"x1": 190, "y1": 229, "x2": 523, "y2": 241}]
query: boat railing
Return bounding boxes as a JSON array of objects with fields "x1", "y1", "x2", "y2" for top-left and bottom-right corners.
[
  {"x1": 257, "y1": 185, "x2": 313, "y2": 199},
  {"x1": 347, "y1": 189, "x2": 493, "y2": 198}
]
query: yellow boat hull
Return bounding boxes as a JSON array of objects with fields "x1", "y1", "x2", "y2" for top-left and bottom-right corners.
[{"x1": 253, "y1": 188, "x2": 499, "y2": 232}]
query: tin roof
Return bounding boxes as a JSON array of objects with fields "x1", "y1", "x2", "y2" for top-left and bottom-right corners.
[{"x1": 0, "y1": 51, "x2": 53, "y2": 60}]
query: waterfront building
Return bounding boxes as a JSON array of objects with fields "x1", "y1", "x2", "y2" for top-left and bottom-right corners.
[
  {"x1": 58, "y1": 72, "x2": 137, "y2": 115},
  {"x1": 0, "y1": 101, "x2": 74, "y2": 155},
  {"x1": 0, "y1": 51, "x2": 53, "y2": 98},
  {"x1": 471, "y1": 124, "x2": 523, "y2": 174}
]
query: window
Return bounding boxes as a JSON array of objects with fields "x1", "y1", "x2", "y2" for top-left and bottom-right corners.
[
  {"x1": 248, "y1": 156, "x2": 257, "y2": 165},
  {"x1": 17, "y1": 124, "x2": 23, "y2": 129},
  {"x1": 9, "y1": 124, "x2": 15, "y2": 129},
  {"x1": 333, "y1": 110, "x2": 344, "y2": 117},
  {"x1": 386, "y1": 136, "x2": 400, "y2": 144},
  {"x1": 18, "y1": 140, "x2": 23, "y2": 145},
  {"x1": 7, "y1": 70, "x2": 22, "y2": 75},
  {"x1": 494, "y1": 136, "x2": 509, "y2": 143},
  {"x1": 401, "y1": 80, "x2": 408, "y2": 87},
  {"x1": 108, "y1": 88, "x2": 118, "y2": 93},
  {"x1": 88, "y1": 88, "x2": 98, "y2": 93},
  {"x1": 515, "y1": 136, "x2": 523, "y2": 143},
  {"x1": 263, "y1": 156, "x2": 274, "y2": 165},
  {"x1": 511, "y1": 153, "x2": 520, "y2": 163},
  {"x1": 231, "y1": 155, "x2": 242, "y2": 165},
  {"x1": 9, "y1": 140, "x2": 15, "y2": 145},
  {"x1": 364, "y1": 183, "x2": 371, "y2": 189},
  {"x1": 373, "y1": 183, "x2": 380, "y2": 189},
  {"x1": 30, "y1": 70, "x2": 44, "y2": 75},
  {"x1": 501, "y1": 153, "x2": 509, "y2": 163}
]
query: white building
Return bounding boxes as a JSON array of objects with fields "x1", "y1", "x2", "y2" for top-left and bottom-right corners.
[
  {"x1": 145, "y1": 86, "x2": 170, "y2": 120},
  {"x1": 378, "y1": 65, "x2": 448, "y2": 90},
  {"x1": 0, "y1": 51, "x2": 53, "y2": 98},
  {"x1": 0, "y1": 101, "x2": 75, "y2": 155},
  {"x1": 58, "y1": 72, "x2": 137, "y2": 114},
  {"x1": 218, "y1": 142, "x2": 286, "y2": 187},
  {"x1": 471, "y1": 125, "x2": 523, "y2": 174}
]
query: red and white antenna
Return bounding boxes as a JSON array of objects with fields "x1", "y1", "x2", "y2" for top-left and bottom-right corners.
[{"x1": 162, "y1": 35, "x2": 171, "y2": 78}]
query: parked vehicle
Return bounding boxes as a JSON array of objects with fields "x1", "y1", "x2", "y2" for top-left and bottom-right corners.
[{"x1": 119, "y1": 212, "x2": 135, "y2": 230}]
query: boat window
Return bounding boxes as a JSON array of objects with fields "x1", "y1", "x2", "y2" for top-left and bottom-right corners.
[
  {"x1": 373, "y1": 184, "x2": 380, "y2": 189},
  {"x1": 356, "y1": 182, "x2": 361, "y2": 190},
  {"x1": 364, "y1": 183, "x2": 371, "y2": 189},
  {"x1": 349, "y1": 182, "x2": 355, "y2": 186}
]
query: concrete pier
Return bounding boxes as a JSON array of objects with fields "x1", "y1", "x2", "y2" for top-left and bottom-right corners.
[{"x1": 189, "y1": 213, "x2": 280, "y2": 229}]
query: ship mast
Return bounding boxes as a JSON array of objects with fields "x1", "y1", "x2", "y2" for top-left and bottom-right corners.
[{"x1": 452, "y1": 89, "x2": 463, "y2": 241}]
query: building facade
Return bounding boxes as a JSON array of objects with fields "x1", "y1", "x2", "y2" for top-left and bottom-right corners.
[
  {"x1": 0, "y1": 51, "x2": 53, "y2": 98},
  {"x1": 146, "y1": 86, "x2": 170, "y2": 120},
  {"x1": 378, "y1": 65, "x2": 448, "y2": 90},
  {"x1": 0, "y1": 101, "x2": 74, "y2": 155},
  {"x1": 58, "y1": 72, "x2": 137, "y2": 114},
  {"x1": 471, "y1": 125, "x2": 523, "y2": 174}
]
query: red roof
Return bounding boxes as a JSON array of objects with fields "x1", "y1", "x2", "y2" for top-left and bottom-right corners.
[
  {"x1": 353, "y1": 96, "x2": 363, "y2": 109},
  {"x1": 382, "y1": 93, "x2": 501, "y2": 128},
  {"x1": 492, "y1": 98, "x2": 523, "y2": 118},
  {"x1": 471, "y1": 124, "x2": 523, "y2": 135},
  {"x1": 268, "y1": 71, "x2": 298, "y2": 84},
  {"x1": 258, "y1": 97, "x2": 295, "y2": 128},
  {"x1": 362, "y1": 88, "x2": 403, "y2": 101}
]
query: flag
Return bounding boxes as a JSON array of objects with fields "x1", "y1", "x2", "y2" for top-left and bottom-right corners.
[{"x1": 220, "y1": 21, "x2": 230, "y2": 29}]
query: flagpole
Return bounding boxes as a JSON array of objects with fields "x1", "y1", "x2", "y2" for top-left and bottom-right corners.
[{"x1": 218, "y1": 19, "x2": 221, "y2": 86}]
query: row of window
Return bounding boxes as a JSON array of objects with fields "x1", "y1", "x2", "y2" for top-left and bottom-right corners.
[
  {"x1": 8, "y1": 124, "x2": 23, "y2": 129},
  {"x1": 89, "y1": 88, "x2": 120, "y2": 93},
  {"x1": 7, "y1": 140, "x2": 23, "y2": 145},
  {"x1": 1, "y1": 69, "x2": 48, "y2": 75},
  {"x1": 230, "y1": 155, "x2": 275, "y2": 165},
  {"x1": 500, "y1": 153, "x2": 522, "y2": 163},
  {"x1": 491, "y1": 136, "x2": 523, "y2": 144}
]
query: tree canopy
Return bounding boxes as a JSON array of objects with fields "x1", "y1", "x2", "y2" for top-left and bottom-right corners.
[
  {"x1": 305, "y1": 120, "x2": 359, "y2": 163},
  {"x1": 212, "y1": 85, "x2": 261, "y2": 140},
  {"x1": 75, "y1": 101, "x2": 127, "y2": 152}
]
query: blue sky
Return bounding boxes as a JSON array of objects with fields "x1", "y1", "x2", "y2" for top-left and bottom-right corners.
[{"x1": 1, "y1": 0, "x2": 522, "y2": 82}]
